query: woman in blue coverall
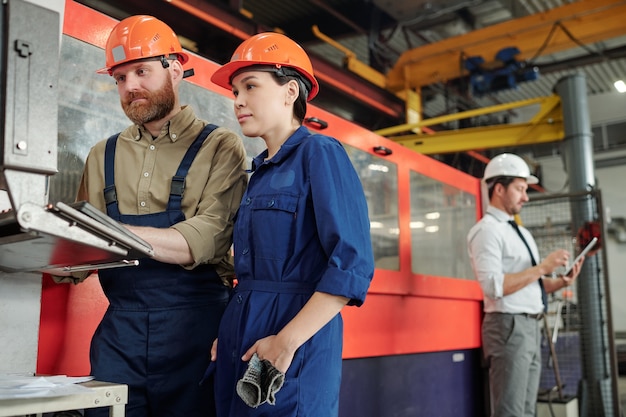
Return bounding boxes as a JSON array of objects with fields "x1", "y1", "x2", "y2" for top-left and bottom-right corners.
[{"x1": 207, "y1": 32, "x2": 375, "y2": 416}]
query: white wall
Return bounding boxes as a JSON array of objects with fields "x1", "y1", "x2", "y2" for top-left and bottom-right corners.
[
  {"x1": 596, "y1": 165, "x2": 626, "y2": 333},
  {"x1": 588, "y1": 91, "x2": 626, "y2": 126}
]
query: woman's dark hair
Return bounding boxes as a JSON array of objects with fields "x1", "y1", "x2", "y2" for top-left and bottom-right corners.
[
  {"x1": 271, "y1": 67, "x2": 309, "y2": 124},
  {"x1": 486, "y1": 176, "x2": 517, "y2": 199}
]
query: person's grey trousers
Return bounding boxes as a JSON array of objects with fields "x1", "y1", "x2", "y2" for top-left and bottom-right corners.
[{"x1": 482, "y1": 312, "x2": 542, "y2": 417}]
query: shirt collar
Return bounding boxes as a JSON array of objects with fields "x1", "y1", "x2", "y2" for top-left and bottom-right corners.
[
  {"x1": 133, "y1": 105, "x2": 194, "y2": 142},
  {"x1": 486, "y1": 205, "x2": 514, "y2": 223},
  {"x1": 251, "y1": 126, "x2": 310, "y2": 171}
]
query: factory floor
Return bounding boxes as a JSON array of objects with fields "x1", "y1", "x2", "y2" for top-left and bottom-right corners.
[{"x1": 34, "y1": 375, "x2": 626, "y2": 416}]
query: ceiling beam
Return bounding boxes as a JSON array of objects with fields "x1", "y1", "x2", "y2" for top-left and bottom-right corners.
[
  {"x1": 376, "y1": 95, "x2": 563, "y2": 154},
  {"x1": 386, "y1": 0, "x2": 626, "y2": 91}
]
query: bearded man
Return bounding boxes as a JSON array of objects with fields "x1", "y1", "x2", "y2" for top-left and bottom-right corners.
[{"x1": 53, "y1": 15, "x2": 247, "y2": 417}]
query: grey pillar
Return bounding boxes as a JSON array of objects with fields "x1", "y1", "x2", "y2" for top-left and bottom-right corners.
[{"x1": 555, "y1": 73, "x2": 617, "y2": 417}]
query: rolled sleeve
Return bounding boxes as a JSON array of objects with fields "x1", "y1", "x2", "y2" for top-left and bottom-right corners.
[
  {"x1": 468, "y1": 226, "x2": 505, "y2": 300},
  {"x1": 172, "y1": 128, "x2": 247, "y2": 268},
  {"x1": 309, "y1": 138, "x2": 374, "y2": 306}
]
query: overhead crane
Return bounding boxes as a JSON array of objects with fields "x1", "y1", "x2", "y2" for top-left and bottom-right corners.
[
  {"x1": 313, "y1": 0, "x2": 626, "y2": 154},
  {"x1": 385, "y1": 0, "x2": 626, "y2": 92}
]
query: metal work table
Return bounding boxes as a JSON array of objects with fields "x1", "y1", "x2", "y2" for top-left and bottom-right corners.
[{"x1": 0, "y1": 380, "x2": 127, "y2": 417}]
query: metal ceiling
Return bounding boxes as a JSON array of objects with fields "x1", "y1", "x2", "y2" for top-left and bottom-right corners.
[{"x1": 74, "y1": 0, "x2": 626, "y2": 165}]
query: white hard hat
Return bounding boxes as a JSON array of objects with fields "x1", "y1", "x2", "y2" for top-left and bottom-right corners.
[{"x1": 483, "y1": 153, "x2": 539, "y2": 184}]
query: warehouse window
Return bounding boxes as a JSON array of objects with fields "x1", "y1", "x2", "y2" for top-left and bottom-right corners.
[
  {"x1": 409, "y1": 171, "x2": 476, "y2": 279},
  {"x1": 344, "y1": 144, "x2": 399, "y2": 271}
]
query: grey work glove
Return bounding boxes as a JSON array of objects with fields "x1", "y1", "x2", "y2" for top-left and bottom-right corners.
[
  {"x1": 236, "y1": 353, "x2": 264, "y2": 408},
  {"x1": 262, "y1": 359, "x2": 285, "y2": 405},
  {"x1": 236, "y1": 353, "x2": 285, "y2": 408}
]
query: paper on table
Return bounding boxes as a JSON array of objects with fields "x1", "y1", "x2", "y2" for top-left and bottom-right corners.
[{"x1": 0, "y1": 375, "x2": 94, "y2": 399}]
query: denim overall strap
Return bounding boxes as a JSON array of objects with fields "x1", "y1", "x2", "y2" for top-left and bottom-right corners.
[
  {"x1": 103, "y1": 133, "x2": 121, "y2": 218},
  {"x1": 168, "y1": 123, "x2": 218, "y2": 213}
]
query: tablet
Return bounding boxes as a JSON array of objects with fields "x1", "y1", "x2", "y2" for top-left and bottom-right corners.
[{"x1": 564, "y1": 236, "x2": 598, "y2": 276}]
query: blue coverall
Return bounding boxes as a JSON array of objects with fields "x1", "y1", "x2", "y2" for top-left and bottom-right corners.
[{"x1": 213, "y1": 126, "x2": 374, "y2": 416}]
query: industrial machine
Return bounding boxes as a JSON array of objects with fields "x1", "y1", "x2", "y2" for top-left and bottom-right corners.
[
  {"x1": 0, "y1": 0, "x2": 152, "y2": 375},
  {"x1": 0, "y1": 0, "x2": 152, "y2": 273}
]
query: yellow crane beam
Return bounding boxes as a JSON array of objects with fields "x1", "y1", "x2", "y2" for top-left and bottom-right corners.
[
  {"x1": 311, "y1": 25, "x2": 387, "y2": 89},
  {"x1": 377, "y1": 95, "x2": 563, "y2": 154},
  {"x1": 386, "y1": 0, "x2": 626, "y2": 91}
]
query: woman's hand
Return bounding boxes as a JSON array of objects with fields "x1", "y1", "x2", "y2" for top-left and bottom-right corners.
[
  {"x1": 240, "y1": 292, "x2": 349, "y2": 374},
  {"x1": 242, "y1": 334, "x2": 295, "y2": 374}
]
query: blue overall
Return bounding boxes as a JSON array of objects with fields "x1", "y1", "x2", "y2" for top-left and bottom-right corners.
[
  {"x1": 213, "y1": 127, "x2": 374, "y2": 416},
  {"x1": 85, "y1": 125, "x2": 229, "y2": 417}
]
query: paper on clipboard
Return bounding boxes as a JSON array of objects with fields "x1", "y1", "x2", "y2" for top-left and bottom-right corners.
[{"x1": 564, "y1": 237, "x2": 598, "y2": 276}]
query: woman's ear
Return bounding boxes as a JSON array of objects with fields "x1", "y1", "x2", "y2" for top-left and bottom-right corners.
[{"x1": 285, "y1": 79, "x2": 299, "y2": 105}]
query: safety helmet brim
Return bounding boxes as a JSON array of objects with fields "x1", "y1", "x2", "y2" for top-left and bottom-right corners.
[
  {"x1": 96, "y1": 53, "x2": 189, "y2": 76},
  {"x1": 212, "y1": 60, "x2": 319, "y2": 100},
  {"x1": 485, "y1": 172, "x2": 539, "y2": 185},
  {"x1": 525, "y1": 174, "x2": 540, "y2": 184}
]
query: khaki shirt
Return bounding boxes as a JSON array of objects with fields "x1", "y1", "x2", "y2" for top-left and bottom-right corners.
[{"x1": 77, "y1": 105, "x2": 247, "y2": 281}]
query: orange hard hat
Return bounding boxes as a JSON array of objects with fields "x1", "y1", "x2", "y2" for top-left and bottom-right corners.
[
  {"x1": 211, "y1": 32, "x2": 319, "y2": 100},
  {"x1": 97, "y1": 15, "x2": 189, "y2": 75}
]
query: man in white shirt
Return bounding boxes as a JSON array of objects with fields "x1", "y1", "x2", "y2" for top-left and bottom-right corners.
[{"x1": 467, "y1": 153, "x2": 585, "y2": 417}]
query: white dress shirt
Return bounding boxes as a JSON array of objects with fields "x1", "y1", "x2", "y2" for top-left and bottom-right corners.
[{"x1": 467, "y1": 205, "x2": 544, "y2": 314}]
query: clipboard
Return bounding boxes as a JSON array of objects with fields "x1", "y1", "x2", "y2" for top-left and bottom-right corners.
[
  {"x1": 53, "y1": 201, "x2": 153, "y2": 257},
  {"x1": 67, "y1": 201, "x2": 151, "y2": 245}
]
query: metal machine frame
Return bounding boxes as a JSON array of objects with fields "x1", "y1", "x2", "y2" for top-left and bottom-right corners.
[{"x1": 0, "y1": 0, "x2": 152, "y2": 273}]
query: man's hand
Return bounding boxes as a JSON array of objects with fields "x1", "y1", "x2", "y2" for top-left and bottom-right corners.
[
  {"x1": 563, "y1": 255, "x2": 585, "y2": 284},
  {"x1": 540, "y1": 249, "x2": 570, "y2": 276}
]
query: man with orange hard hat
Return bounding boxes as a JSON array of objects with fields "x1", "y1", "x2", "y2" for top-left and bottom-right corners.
[{"x1": 56, "y1": 15, "x2": 247, "y2": 417}]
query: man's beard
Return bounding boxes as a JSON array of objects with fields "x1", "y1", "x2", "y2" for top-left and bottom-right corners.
[{"x1": 122, "y1": 76, "x2": 175, "y2": 126}]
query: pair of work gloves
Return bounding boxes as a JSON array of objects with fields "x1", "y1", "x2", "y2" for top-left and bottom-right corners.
[{"x1": 236, "y1": 353, "x2": 285, "y2": 408}]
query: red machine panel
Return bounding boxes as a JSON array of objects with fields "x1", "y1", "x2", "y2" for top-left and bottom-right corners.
[{"x1": 38, "y1": 0, "x2": 484, "y2": 376}]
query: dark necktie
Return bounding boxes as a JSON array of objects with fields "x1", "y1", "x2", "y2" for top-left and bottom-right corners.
[{"x1": 508, "y1": 220, "x2": 548, "y2": 312}]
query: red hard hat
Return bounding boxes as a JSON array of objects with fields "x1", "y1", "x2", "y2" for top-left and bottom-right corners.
[
  {"x1": 97, "y1": 15, "x2": 189, "y2": 75},
  {"x1": 211, "y1": 32, "x2": 319, "y2": 100}
]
